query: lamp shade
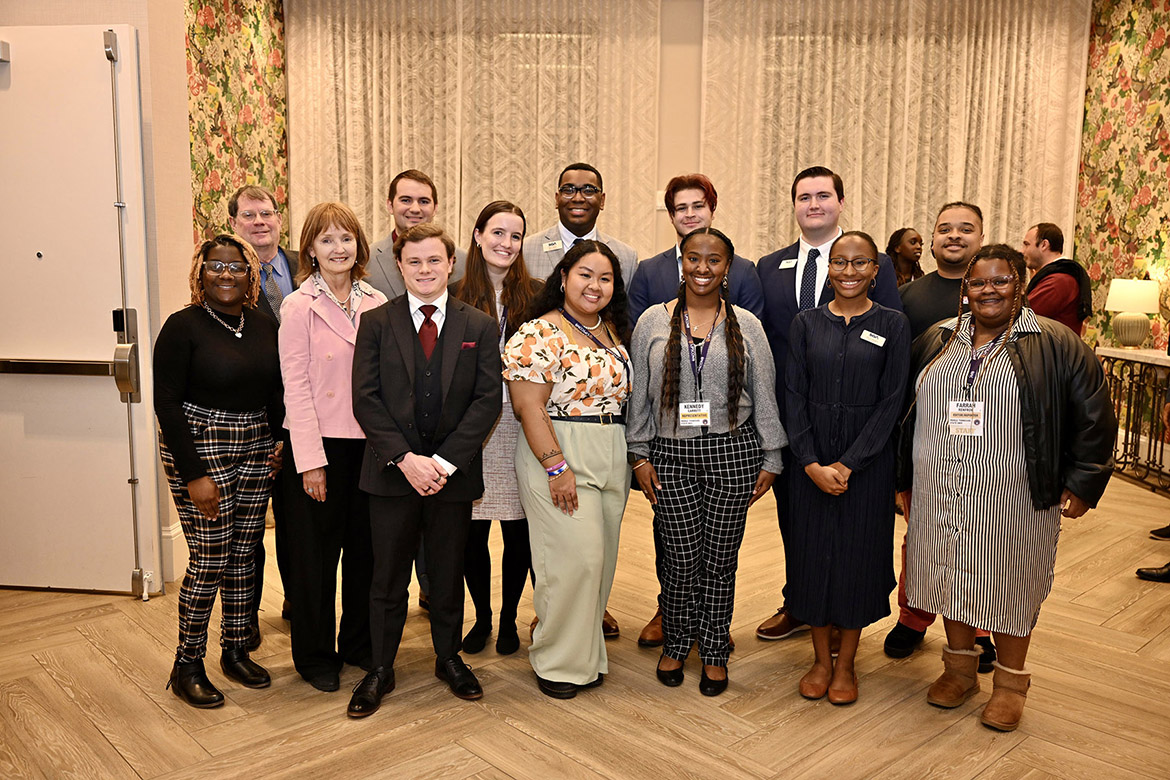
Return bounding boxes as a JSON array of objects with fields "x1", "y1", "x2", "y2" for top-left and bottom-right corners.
[{"x1": 1104, "y1": 278, "x2": 1160, "y2": 313}]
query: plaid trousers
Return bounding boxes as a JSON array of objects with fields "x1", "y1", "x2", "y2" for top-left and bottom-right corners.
[
  {"x1": 159, "y1": 402, "x2": 274, "y2": 663},
  {"x1": 652, "y1": 423, "x2": 762, "y2": 666}
]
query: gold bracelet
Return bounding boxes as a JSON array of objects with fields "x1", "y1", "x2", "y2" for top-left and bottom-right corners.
[{"x1": 632, "y1": 459, "x2": 651, "y2": 471}]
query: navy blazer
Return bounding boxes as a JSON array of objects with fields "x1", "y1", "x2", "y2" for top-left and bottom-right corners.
[
  {"x1": 627, "y1": 248, "x2": 765, "y2": 328},
  {"x1": 758, "y1": 240, "x2": 903, "y2": 422}
]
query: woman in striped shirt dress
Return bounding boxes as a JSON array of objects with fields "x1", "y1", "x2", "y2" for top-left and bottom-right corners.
[{"x1": 898, "y1": 244, "x2": 1115, "y2": 731}]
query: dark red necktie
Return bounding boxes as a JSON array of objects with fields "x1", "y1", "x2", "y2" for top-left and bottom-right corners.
[{"x1": 419, "y1": 304, "x2": 438, "y2": 359}]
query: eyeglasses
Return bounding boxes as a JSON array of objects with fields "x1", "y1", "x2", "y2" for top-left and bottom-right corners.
[
  {"x1": 827, "y1": 257, "x2": 876, "y2": 271},
  {"x1": 238, "y1": 209, "x2": 277, "y2": 220},
  {"x1": 204, "y1": 260, "x2": 250, "y2": 276},
  {"x1": 557, "y1": 184, "x2": 602, "y2": 199},
  {"x1": 966, "y1": 275, "x2": 1015, "y2": 292}
]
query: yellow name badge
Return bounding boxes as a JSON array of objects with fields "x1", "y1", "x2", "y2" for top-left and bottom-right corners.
[
  {"x1": 860, "y1": 329, "x2": 886, "y2": 347},
  {"x1": 947, "y1": 400, "x2": 984, "y2": 436},
  {"x1": 542, "y1": 239, "x2": 563, "y2": 252},
  {"x1": 679, "y1": 401, "x2": 711, "y2": 427}
]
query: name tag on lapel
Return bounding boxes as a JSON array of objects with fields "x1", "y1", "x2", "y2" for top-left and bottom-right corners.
[
  {"x1": 543, "y1": 240, "x2": 563, "y2": 252},
  {"x1": 779, "y1": 259, "x2": 798, "y2": 269},
  {"x1": 860, "y1": 330, "x2": 886, "y2": 347},
  {"x1": 461, "y1": 341, "x2": 477, "y2": 350}
]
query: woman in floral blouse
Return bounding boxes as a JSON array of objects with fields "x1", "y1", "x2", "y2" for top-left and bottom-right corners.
[{"x1": 503, "y1": 240, "x2": 632, "y2": 700}]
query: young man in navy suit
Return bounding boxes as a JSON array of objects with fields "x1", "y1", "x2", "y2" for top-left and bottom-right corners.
[
  {"x1": 348, "y1": 224, "x2": 502, "y2": 717},
  {"x1": 754, "y1": 166, "x2": 903, "y2": 641},
  {"x1": 625, "y1": 173, "x2": 766, "y2": 646}
]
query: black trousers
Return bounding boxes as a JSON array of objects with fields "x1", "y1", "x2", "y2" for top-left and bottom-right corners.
[
  {"x1": 283, "y1": 436, "x2": 373, "y2": 678},
  {"x1": 251, "y1": 466, "x2": 290, "y2": 625},
  {"x1": 369, "y1": 493, "x2": 472, "y2": 668},
  {"x1": 769, "y1": 447, "x2": 796, "y2": 609}
]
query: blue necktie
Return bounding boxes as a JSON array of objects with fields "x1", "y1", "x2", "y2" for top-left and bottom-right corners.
[{"x1": 798, "y1": 248, "x2": 820, "y2": 311}]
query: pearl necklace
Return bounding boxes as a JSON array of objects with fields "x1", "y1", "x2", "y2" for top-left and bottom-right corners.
[{"x1": 203, "y1": 302, "x2": 244, "y2": 338}]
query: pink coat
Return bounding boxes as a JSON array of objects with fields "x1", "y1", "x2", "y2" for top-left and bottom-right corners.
[{"x1": 279, "y1": 278, "x2": 387, "y2": 472}]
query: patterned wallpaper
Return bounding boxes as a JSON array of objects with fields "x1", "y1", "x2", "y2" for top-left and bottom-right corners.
[
  {"x1": 186, "y1": 0, "x2": 289, "y2": 245},
  {"x1": 1077, "y1": 0, "x2": 1170, "y2": 348}
]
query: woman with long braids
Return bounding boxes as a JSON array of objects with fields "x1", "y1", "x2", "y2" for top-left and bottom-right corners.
[
  {"x1": 626, "y1": 227, "x2": 784, "y2": 696},
  {"x1": 786, "y1": 231, "x2": 910, "y2": 705},
  {"x1": 452, "y1": 201, "x2": 541, "y2": 656},
  {"x1": 154, "y1": 235, "x2": 283, "y2": 707},
  {"x1": 899, "y1": 244, "x2": 1114, "y2": 731},
  {"x1": 504, "y1": 240, "x2": 632, "y2": 699}
]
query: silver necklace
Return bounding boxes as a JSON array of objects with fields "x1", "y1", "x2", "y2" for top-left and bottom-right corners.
[{"x1": 203, "y1": 302, "x2": 244, "y2": 338}]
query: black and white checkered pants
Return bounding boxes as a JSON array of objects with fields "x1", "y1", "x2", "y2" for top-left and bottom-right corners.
[
  {"x1": 159, "y1": 402, "x2": 274, "y2": 663},
  {"x1": 652, "y1": 423, "x2": 762, "y2": 666}
]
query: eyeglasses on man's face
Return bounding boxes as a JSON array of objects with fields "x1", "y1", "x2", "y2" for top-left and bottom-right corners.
[
  {"x1": 557, "y1": 184, "x2": 602, "y2": 200},
  {"x1": 238, "y1": 210, "x2": 278, "y2": 221}
]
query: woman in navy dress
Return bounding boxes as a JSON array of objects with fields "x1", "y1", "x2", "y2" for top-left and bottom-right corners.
[{"x1": 785, "y1": 231, "x2": 910, "y2": 705}]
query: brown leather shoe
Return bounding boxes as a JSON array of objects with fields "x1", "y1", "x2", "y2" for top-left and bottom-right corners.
[
  {"x1": 756, "y1": 608, "x2": 809, "y2": 640},
  {"x1": 798, "y1": 663, "x2": 831, "y2": 700},
  {"x1": 980, "y1": 662, "x2": 1030, "y2": 731},
  {"x1": 638, "y1": 608, "x2": 664, "y2": 647},
  {"x1": 827, "y1": 673, "x2": 858, "y2": 705},
  {"x1": 529, "y1": 616, "x2": 539, "y2": 640},
  {"x1": 602, "y1": 610, "x2": 620, "y2": 639},
  {"x1": 927, "y1": 645, "x2": 981, "y2": 708}
]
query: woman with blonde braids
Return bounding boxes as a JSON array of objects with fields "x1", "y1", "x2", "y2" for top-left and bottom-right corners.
[
  {"x1": 154, "y1": 234, "x2": 284, "y2": 707},
  {"x1": 627, "y1": 227, "x2": 785, "y2": 696},
  {"x1": 898, "y1": 244, "x2": 1115, "y2": 731}
]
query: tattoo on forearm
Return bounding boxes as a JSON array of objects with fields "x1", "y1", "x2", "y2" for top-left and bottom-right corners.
[{"x1": 538, "y1": 449, "x2": 563, "y2": 462}]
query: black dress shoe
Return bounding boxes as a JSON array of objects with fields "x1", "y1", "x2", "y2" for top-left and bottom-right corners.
[
  {"x1": 246, "y1": 622, "x2": 262, "y2": 652},
  {"x1": 168, "y1": 659, "x2": 225, "y2": 708},
  {"x1": 281, "y1": 598, "x2": 292, "y2": 621},
  {"x1": 306, "y1": 671, "x2": 340, "y2": 692},
  {"x1": 1136, "y1": 562, "x2": 1170, "y2": 582},
  {"x1": 220, "y1": 648, "x2": 271, "y2": 688},
  {"x1": 1150, "y1": 525, "x2": 1170, "y2": 541},
  {"x1": 536, "y1": 675, "x2": 577, "y2": 699},
  {"x1": 656, "y1": 655, "x2": 684, "y2": 687},
  {"x1": 347, "y1": 667, "x2": 395, "y2": 718},
  {"x1": 495, "y1": 622, "x2": 520, "y2": 655},
  {"x1": 462, "y1": 621, "x2": 492, "y2": 654},
  {"x1": 974, "y1": 636, "x2": 997, "y2": 674},
  {"x1": 883, "y1": 621, "x2": 927, "y2": 659},
  {"x1": 435, "y1": 656, "x2": 483, "y2": 700},
  {"x1": 580, "y1": 673, "x2": 604, "y2": 689},
  {"x1": 699, "y1": 667, "x2": 728, "y2": 697}
]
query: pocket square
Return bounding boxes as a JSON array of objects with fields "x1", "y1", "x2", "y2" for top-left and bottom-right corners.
[{"x1": 461, "y1": 341, "x2": 477, "y2": 349}]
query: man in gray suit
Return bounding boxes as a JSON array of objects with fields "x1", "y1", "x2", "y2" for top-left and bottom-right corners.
[
  {"x1": 367, "y1": 169, "x2": 467, "y2": 298},
  {"x1": 522, "y1": 162, "x2": 638, "y2": 286}
]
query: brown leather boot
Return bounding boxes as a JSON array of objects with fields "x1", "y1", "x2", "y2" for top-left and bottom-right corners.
[
  {"x1": 927, "y1": 644, "x2": 980, "y2": 708},
  {"x1": 980, "y1": 662, "x2": 1030, "y2": 731},
  {"x1": 638, "y1": 607, "x2": 664, "y2": 647}
]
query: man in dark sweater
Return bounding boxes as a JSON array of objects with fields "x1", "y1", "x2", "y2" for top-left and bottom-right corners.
[
  {"x1": 898, "y1": 201, "x2": 984, "y2": 339},
  {"x1": 1021, "y1": 223, "x2": 1092, "y2": 335}
]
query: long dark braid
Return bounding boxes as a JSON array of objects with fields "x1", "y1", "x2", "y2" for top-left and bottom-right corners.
[
  {"x1": 722, "y1": 279, "x2": 746, "y2": 430},
  {"x1": 658, "y1": 280, "x2": 687, "y2": 425}
]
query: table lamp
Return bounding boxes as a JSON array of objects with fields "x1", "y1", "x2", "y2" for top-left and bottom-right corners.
[{"x1": 1105, "y1": 278, "x2": 1160, "y2": 347}]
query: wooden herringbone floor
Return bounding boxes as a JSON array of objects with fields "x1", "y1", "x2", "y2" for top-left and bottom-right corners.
[{"x1": 2, "y1": 478, "x2": 1169, "y2": 779}]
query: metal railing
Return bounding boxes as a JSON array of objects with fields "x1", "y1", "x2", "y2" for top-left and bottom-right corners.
[{"x1": 1099, "y1": 350, "x2": 1170, "y2": 494}]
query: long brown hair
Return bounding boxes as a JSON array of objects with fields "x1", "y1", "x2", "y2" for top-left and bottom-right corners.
[
  {"x1": 454, "y1": 200, "x2": 535, "y2": 340},
  {"x1": 658, "y1": 227, "x2": 747, "y2": 429},
  {"x1": 295, "y1": 202, "x2": 371, "y2": 286}
]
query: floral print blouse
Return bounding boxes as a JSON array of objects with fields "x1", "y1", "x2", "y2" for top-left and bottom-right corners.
[{"x1": 502, "y1": 318, "x2": 631, "y2": 416}]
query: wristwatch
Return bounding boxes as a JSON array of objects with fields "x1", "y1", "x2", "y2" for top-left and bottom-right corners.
[{"x1": 391, "y1": 452, "x2": 408, "y2": 466}]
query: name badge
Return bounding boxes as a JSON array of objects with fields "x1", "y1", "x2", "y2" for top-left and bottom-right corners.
[
  {"x1": 948, "y1": 400, "x2": 984, "y2": 437},
  {"x1": 779, "y1": 259, "x2": 798, "y2": 269},
  {"x1": 542, "y1": 239, "x2": 563, "y2": 252},
  {"x1": 860, "y1": 330, "x2": 886, "y2": 347},
  {"x1": 679, "y1": 402, "x2": 711, "y2": 427}
]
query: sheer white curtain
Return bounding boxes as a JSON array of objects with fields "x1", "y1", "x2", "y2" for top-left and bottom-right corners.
[
  {"x1": 286, "y1": 0, "x2": 660, "y2": 254},
  {"x1": 701, "y1": 0, "x2": 1092, "y2": 263}
]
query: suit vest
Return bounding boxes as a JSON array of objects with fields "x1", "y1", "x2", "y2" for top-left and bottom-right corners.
[{"x1": 413, "y1": 327, "x2": 446, "y2": 452}]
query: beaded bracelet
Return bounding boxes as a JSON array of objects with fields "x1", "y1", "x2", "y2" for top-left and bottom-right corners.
[{"x1": 546, "y1": 460, "x2": 568, "y2": 479}]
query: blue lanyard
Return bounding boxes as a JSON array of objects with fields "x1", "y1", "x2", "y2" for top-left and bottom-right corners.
[
  {"x1": 558, "y1": 308, "x2": 630, "y2": 380},
  {"x1": 682, "y1": 300, "x2": 721, "y2": 399}
]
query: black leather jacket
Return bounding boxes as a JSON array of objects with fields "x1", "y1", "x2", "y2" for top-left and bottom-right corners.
[{"x1": 896, "y1": 313, "x2": 1115, "y2": 509}]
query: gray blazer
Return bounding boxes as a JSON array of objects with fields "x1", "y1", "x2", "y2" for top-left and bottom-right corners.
[
  {"x1": 366, "y1": 233, "x2": 467, "y2": 299},
  {"x1": 521, "y1": 223, "x2": 638, "y2": 287}
]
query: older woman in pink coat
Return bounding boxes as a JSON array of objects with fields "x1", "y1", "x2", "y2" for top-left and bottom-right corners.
[{"x1": 279, "y1": 202, "x2": 387, "y2": 692}]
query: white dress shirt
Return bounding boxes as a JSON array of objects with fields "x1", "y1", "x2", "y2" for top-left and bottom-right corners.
[
  {"x1": 404, "y1": 289, "x2": 456, "y2": 476},
  {"x1": 558, "y1": 222, "x2": 598, "y2": 251},
  {"x1": 792, "y1": 228, "x2": 844, "y2": 303}
]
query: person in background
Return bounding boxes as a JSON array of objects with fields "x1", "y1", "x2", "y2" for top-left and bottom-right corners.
[
  {"x1": 899, "y1": 244, "x2": 1114, "y2": 731},
  {"x1": 154, "y1": 234, "x2": 283, "y2": 708},
  {"x1": 1021, "y1": 223, "x2": 1091, "y2": 335},
  {"x1": 785, "y1": 231, "x2": 909, "y2": 705},
  {"x1": 627, "y1": 227, "x2": 784, "y2": 696},
  {"x1": 278, "y1": 202, "x2": 386, "y2": 692},
  {"x1": 452, "y1": 201, "x2": 542, "y2": 655},
  {"x1": 887, "y1": 227, "x2": 925, "y2": 288},
  {"x1": 504, "y1": 241, "x2": 632, "y2": 698}
]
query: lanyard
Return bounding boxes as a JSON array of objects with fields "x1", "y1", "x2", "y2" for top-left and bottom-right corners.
[
  {"x1": 498, "y1": 304, "x2": 508, "y2": 346},
  {"x1": 558, "y1": 307, "x2": 630, "y2": 380},
  {"x1": 682, "y1": 300, "x2": 721, "y2": 399},
  {"x1": 964, "y1": 323, "x2": 1007, "y2": 396}
]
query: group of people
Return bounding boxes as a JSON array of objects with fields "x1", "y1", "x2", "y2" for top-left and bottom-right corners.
[{"x1": 153, "y1": 162, "x2": 1116, "y2": 734}]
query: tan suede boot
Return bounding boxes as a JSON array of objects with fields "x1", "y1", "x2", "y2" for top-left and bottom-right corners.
[
  {"x1": 926, "y1": 644, "x2": 981, "y2": 708},
  {"x1": 980, "y1": 662, "x2": 1030, "y2": 731}
]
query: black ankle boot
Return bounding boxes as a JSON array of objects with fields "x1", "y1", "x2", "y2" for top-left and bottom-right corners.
[
  {"x1": 221, "y1": 647, "x2": 271, "y2": 688},
  {"x1": 462, "y1": 620, "x2": 492, "y2": 654},
  {"x1": 168, "y1": 659, "x2": 225, "y2": 708}
]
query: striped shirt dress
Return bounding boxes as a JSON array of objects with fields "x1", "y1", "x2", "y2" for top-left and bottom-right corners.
[{"x1": 906, "y1": 312, "x2": 1062, "y2": 637}]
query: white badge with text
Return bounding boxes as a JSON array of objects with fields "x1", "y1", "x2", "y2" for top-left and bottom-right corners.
[
  {"x1": 779, "y1": 259, "x2": 798, "y2": 269},
  {"x1": 860, "y1": 330, "x2": 886, "y2": 347},
  {"x1": 542, "y1": 239, "x2": 563, "y2": 252},
  {"x1": 947, "y1": 400, "x2": 984, "y2": 436},
  {"x1": 679, "y1": 402, "x2": 711, "y2": 427}
]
